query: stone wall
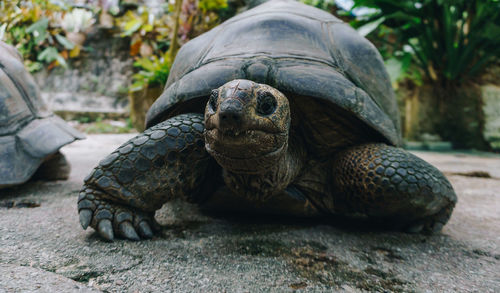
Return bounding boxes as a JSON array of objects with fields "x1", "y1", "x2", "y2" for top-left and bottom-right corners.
[
  {"x1": 398, "y1": 83, "x2": 500, "y2": 151},
  {"x1": 33, "y1": 29, "x2": 132, "y2": 119}
]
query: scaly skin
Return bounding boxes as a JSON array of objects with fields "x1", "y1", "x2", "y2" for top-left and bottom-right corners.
[
  {"x1": 78, "y1": 113, "x2": 215, "y2": 240},
  {"x1": 329, "y1": 143, "x2": 457, "y2": 233}
]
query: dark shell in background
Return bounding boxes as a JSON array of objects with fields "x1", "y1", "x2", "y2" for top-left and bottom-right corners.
[
  {"x1": 0, "y1": 42, "x2": 84, "y2": 188},
  {"x1": 146, "y1": 0, "x2": 401, "y2": 151}
]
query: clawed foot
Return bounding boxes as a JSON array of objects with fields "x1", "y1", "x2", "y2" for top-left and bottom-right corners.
[{"x1": 78, "y1": 187, "x2": 159, "y2": 241}]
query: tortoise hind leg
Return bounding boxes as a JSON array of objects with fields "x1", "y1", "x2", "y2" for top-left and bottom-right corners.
[
  {"x1": 330, "y1": 143, "x2": 457, "y2": 233},
  {"x1": 78, "y1": 113, "x2": 217, "y2": 241},
  {"x1": 32, "y1": 152, "x2": 71, "y2": 181}
]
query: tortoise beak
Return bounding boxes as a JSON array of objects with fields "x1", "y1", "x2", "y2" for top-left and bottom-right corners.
[{"x1": 218, "y1": 98, "x2": 244, "y2": 132}]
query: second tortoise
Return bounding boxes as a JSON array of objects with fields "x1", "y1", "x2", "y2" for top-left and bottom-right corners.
[{"x1": 0, "y1": 42, "x2": 84, "y2": 189}]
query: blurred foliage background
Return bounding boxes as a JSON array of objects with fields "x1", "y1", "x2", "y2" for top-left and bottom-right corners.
[
  {"x1": 0, "y1": 0, "x2": 235, "y2": 130},
  {"x1": 353, "y1": 0, "x2": 500, "y2": 150},
  {"x1": 0, "y1": 0, "x2": 232, "y2": 89},
  {"x1": 305, "y1": 0, "x2": 500, "y2": 150},
  {"x1": 1, "y1": 0, "x2": 499, "y2": 149}
]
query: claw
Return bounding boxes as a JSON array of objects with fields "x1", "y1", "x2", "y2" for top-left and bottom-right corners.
[
  {"x1": 79, "y1": 209, "x2": 93, "y2": 229},
  {"x1": 137, "y1": 221, "x2": 153, "y2": 239},
  {"x1": 119, "y1": 221, "x2": 140, "y2": 241},
  {"x1": 98, "y1": 219, "x2": 114, "y2": 241}
]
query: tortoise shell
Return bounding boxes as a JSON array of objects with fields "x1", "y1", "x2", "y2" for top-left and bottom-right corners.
[
  {"x1": 0, "y1": 42, "x2": 84, "y2": 188},
  {"x1": 146, "y1": 0, "x2": 401, "y2": 154}
]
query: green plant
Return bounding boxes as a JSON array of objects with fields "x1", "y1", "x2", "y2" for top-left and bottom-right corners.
[
  {"x1": 0, "y1": 1, "x2": 93, "y2": 72},
  {"x1": 179, "y1": 0, "x2": 229, "y2": 43},
  {"x1": 123, "y1": 0, "x2": 230, "y2": 93},
  {"x1": 114, "y1": 5, "x2": 172, "y2": 58},
  {"x1": 130, "y1": 53, "x2": 171, "y2": 92},
  {"x1": 113, "y1": 3, "x2": 174, "y2": 93},
  {"x1": 351, "y1": 0, "x2": 500, "y2": 85},
  {"x1": 351, "y1": 0, "x2": 500, "y2": 149}
]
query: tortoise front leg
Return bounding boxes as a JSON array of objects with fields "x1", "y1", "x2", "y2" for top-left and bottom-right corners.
[
  {"x1": 78, "y1": 113, "x2": 217, "y2": 241},
  {"x1": 330, "y1": 143, "x2": 457, "y2": 233}
]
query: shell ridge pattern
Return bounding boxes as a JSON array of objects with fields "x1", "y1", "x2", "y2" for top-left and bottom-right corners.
[
  {"x1": 184, "y1": 5, "x2": 344, "y2": 79},
  {"x1": 162, "y1": 1, "x2": 347, "y2": 101},
  {"x1": 353, "y1": 77, "x2": 385, "y2": 119},
  {"x1": 326, "y1": 23, "x2": 345, "y2": 77},
  {"x1": 0, "y1": 65, "x2": 36, "y2": 135},
  {"x1": 200, "y1": 55, "x2": 341, "y2": 74},
  {"x1": 242, "y1": 56, "x2": 273, "y2": 84},
  {"x1": 221, "y1": 8, "x2": 343, "y2": 28},
  {"x1": 164, "y1": 54, "x2": 345, "y2": 104},
  {"x1": 326, "y1": 21, "x2": 389, "y2": 127},
  {"x1": 0, "y1": 62, "x2": 38, "y2": 119},
  {"x1": 192, "y1": 25, "x2": 225, "y2": 77},
  {"x1": 338, "y1": 58, "x2": 386, "y2": 119}
]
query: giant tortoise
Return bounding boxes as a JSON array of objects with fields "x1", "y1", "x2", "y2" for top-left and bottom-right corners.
[
  {"x1": 78, "y1": 0, "x2": 457, "y2": 241},
  {"x1": 0, "y1": 42, "x2": 84, "y2": 189}
]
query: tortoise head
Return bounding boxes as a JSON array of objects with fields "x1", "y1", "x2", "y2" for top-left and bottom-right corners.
[{"x1": 204, "y1": 79, "x2": 290, "y2": 174}]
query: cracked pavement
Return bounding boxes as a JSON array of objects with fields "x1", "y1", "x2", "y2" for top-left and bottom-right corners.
[{"x1": 0, "y1": 134, "x2": 499, "y2": 292}]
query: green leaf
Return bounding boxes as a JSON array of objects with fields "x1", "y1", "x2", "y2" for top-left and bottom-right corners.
[
  {"x1": 480, "y1": 22, "x2": 500, "y2": 41},
  {"x1": 130, "y1": 80, "x2": 146, "y2": 92},
  {"x1": 198, "y1": 0, "x2": 228, "y2": 12},
  {"x1": 37, "y1": 47, "x2": 59, "y2": 62},
  {"x1": 37, "y1": 47, "x2": 67, "y2": 68},
  {"x1": 55, "y1": 34, "x2": 75, "y2": 50},
  {"x1": 351, "y1": 0, "x2": 500, "y2": 83},
  {"x1": 55, "y1": 54, "x2": 68, "y2": 68},
  {"x1": 26, "y1": 18, "x2": 49, "y2": 44},
  {"x1": 357, "y1": 17, "x2": 385, "y2": 36},
  {"x1": 26, "y1": 18, "x2": 49, "y2": 33},
  {"x1": 122, "y1": 18, "x2": 143, "y2": 36},
  {"x1": 34, "y1": 30, "x2": 47, "y2": 44},
  {"x1": 26, "y1": 62, "x2": 44, "y2": 73},
  {"x1": 133, "y1": 57, "x2": 156, "y2": 71},
  {"x1": 384, "y1": 58, "x2": 402, "y2": 84}
]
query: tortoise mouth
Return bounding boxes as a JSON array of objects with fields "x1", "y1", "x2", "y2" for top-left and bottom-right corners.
[
  {"x1": 204, "y1": 127, "x2": 288, "y2": 173},
  {"x1": 204, "y1": 128, "x2": 287, "y2": 157},
  {"x1": 205, "y1": 140, "x2": 287, "y2": 174}
]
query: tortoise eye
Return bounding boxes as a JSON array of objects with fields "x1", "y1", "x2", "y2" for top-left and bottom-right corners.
[
  {"x1": 256, "y1": 92, "x2": 277, "y2": 116},
  {"x1": 209, "y1": 90, "x2": 218, "y2": 111}
]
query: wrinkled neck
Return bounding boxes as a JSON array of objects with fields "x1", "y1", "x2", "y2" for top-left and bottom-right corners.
[{"x1": 222, "y1": 136, "x2": 306, "y2": 201}]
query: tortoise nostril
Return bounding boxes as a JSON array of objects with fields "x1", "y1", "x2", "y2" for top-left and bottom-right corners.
[
  {"x1": 218, "y1": 99, "x2": 244, "y2": 128},
  {"x1": 220, "y1": 111, "x2": 242, "y2": 126}
]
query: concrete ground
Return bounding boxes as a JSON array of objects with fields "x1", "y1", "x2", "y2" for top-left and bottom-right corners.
[{"x1": 0, "y1": 134, "x2": 499, "y2": 292}]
